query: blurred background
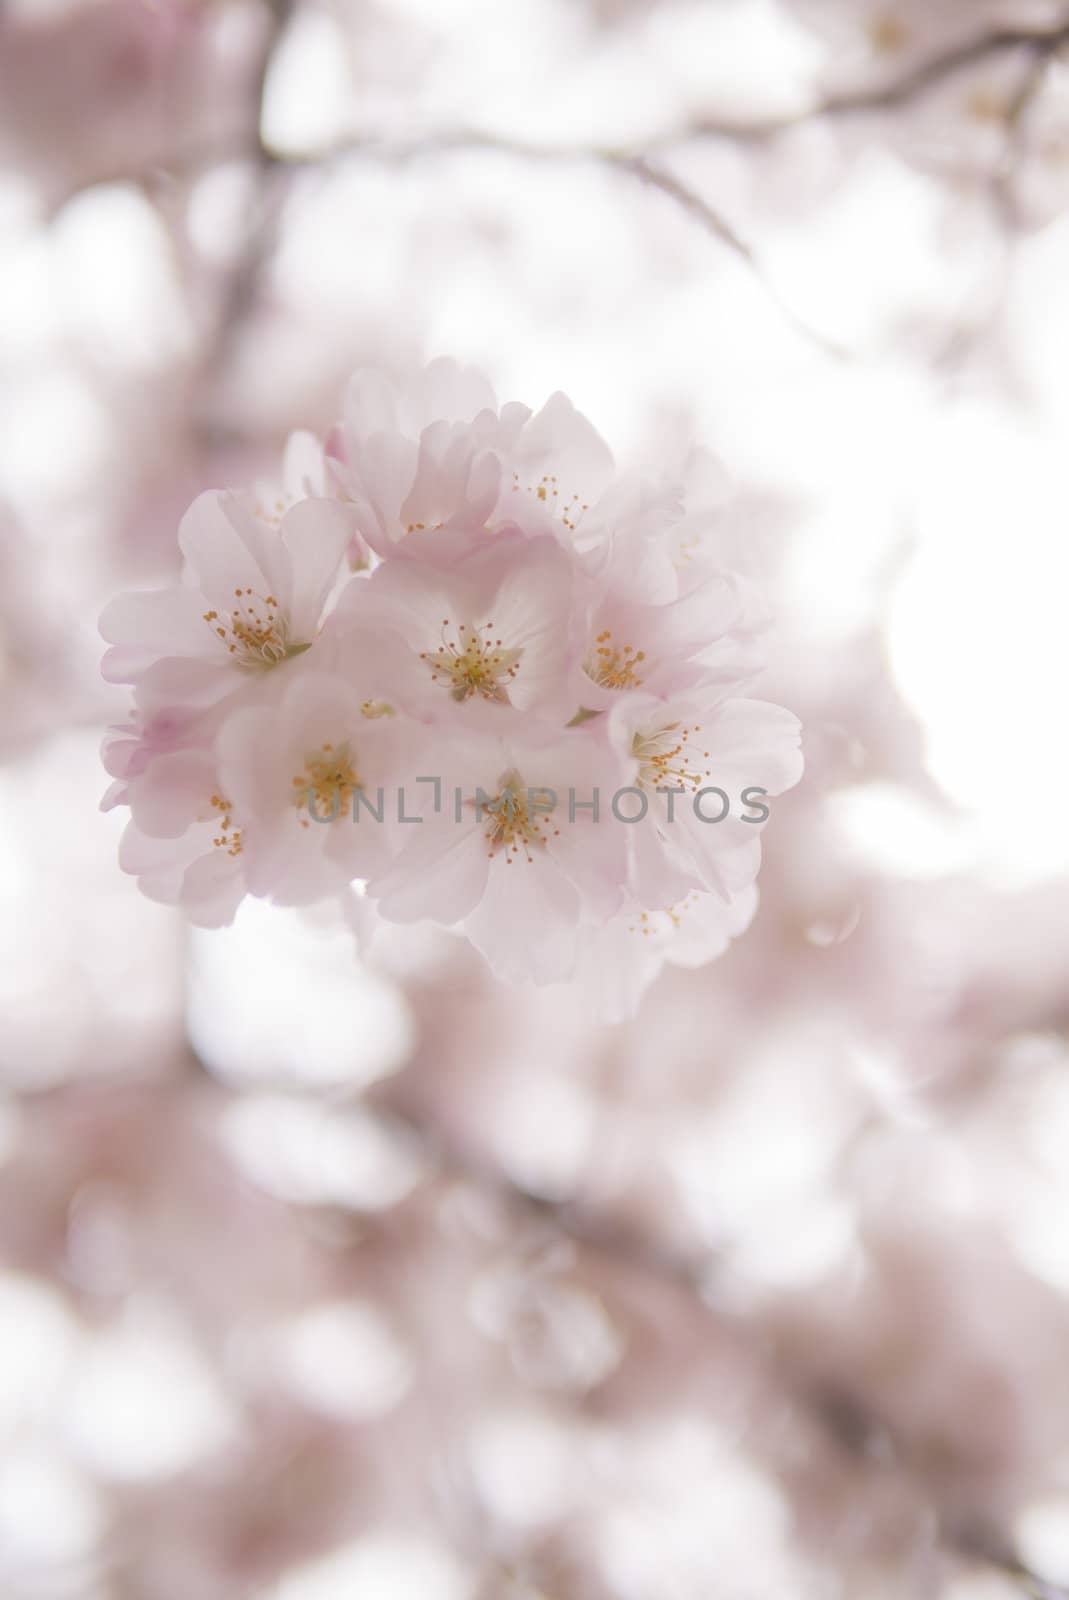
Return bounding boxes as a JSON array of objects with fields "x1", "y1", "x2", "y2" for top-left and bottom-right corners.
[{"x1": 3, "y1": 0, "x2": 1069, "y2": 1595}]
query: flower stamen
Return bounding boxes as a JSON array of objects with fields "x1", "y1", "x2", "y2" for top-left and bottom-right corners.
[
  {"x1": 510, "y1": 472, "x2": 590, "y2": 534},
  {"x1": 208, "y1": 793, "x2": 243, "y2": 856},
  {"x1": 203, "y1": 589, "x2": 307, "y2": 670},
  {"x1": 584, "y1": 630, "x2": 646, "y2": 691},
  {"x1": 628, "y1": 894, "x2": 700, "y2": 935},
  {"x1": 478, "y1": 769, "x2": 560, "y2": 863},
  {"x1": 633, "y1": 723, "x2": 712, "y2": 793},
  {"x1": 420, "y1": 617, "x2": 522, "y2": 703},
  {"x1": 292, "y1": 741, "x2": 361, "y2": 826}
]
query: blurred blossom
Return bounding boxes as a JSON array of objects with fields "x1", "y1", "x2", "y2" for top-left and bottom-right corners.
[
  {"x1": 265, "y1": 1534, "x2": 476, "y2": 1600},
  {"x1": 590, "y1": 1418, "x2": 800, "y2": 1600},
  {"x1": 261, "y1": 1298, "x2": 414, "y2": 1421},
  {"x1": 0, "y1": 1274, "x2": 81, "y2": 1431},
  {"x1": 0, "y1": 1445, "x2": 105, "y2": 1597},
  {"x1": 467, "y1": 1408, "x2": 579, "y2": 1527},
  {"x1": 188, "y1": 899, "x2": 415, "y2": 1090},
  {"x1": 469, "y1": 1259, "x2": 624, "y2": 1391},
  {"x1": 0, "y1": 0, "x2": 268, "y2": 207},
  {"x1": 64, "y1": 1298, "x2": 236, "y2": 1480},
  {"x1": 1015, "y1": 1497, "x2": 1069, "y2": 1585},
  {"x1": 219, "y1": 1093, "x2": 426, "y2": 1210},
  {"x1": 0, "y1": 732, "x2": 184, "y2": 1088}
]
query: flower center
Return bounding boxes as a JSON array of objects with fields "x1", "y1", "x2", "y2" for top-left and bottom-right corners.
[
  {"x1": 208, "y1": 794, "x2": 243, "y2": 856},
  {"x1": 421, "y1": 618, "x2": 522, "y2": 703},
  {"x1": 632, "y1": 722, "x2": 711, "y2": 792},
  {"x1": 481, "y1": 769, "x2": 559, "y2": 862},
  {"x1": 509, "y1": 472, "x2": 590, "y2": 535},
  {"x1": 628, "y1": 895, "x2": 700, "y2": 936},
  {"x1": 585, "y1": 630, "x2": 646, "y2": 691},
  {"x1": 292, "y1": 742, "x2": 361, "y2": 825},
  {"x1": 204, "y1": 589, "x2": 309, "y2": 670}
]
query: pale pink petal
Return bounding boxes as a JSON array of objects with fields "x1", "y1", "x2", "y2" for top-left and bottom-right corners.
[
  {"x1": 464, "y1": 854, "x2": 580, "y2": 985},
  {"x1": 100, "y1": 587, "x2": 217, "y2": 681},
  {"x1": 177, "y1": 490, "x2": 272, "y2": 601},
  {"x1": 371, "y1": 822, "x2": 489, "y2": 926},
  {"x1": 279, "y1": 498, "x2": 355, "y2": 640},
  {"x1": 215, "y1": 705, "x2": 291, "y2": 823},
  {"x1": 419, "y1": 356, "x2": 497, "y2": 427},
  {"x1": 126, "y1": 749, "x2": 219, "y2": 839},
  {"x1": 180, "y1": 850, "x2": 247, "y2": 927}
]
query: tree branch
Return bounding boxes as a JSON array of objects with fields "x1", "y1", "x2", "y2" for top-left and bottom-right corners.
[
  {"x1": 611, "y1": 152, "x2": 850, "y2": 359},
  {"x1": 194, "y1": 0, "x2": 295, "y2": 441},
  {"x1": 676, "y1": 16, "x2": 1069, "y2": 144}
]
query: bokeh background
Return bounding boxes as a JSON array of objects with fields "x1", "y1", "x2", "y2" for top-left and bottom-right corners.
[{"x1": 3, "y1": 1, "x2": 1069, "y2": 1596}]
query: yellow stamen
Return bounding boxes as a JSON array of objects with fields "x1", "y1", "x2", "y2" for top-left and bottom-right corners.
[
  {"x1": 632, "y1": 722, "x2": 711, "y2": 793},
  {"x1": 291, "y1": 741, "x2": 361, "y2": 826},
  {"x1": 421, "y1": 618, "x2": 523, "y2": 704},
  {"x1": 479, "y1": 769, "x2": 560, "y2": 863},
  {"x1": 202, "y1": 589, "x2": 307, "y2": 670},
  {"x1": 584, "y1": 629, "x2": 646, "y2": 691}
]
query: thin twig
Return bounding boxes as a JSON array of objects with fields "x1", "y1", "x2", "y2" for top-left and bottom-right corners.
[
  {"x1": 936, "y1": 23, "x2": 1068, "y2": 374},
  {"x1": 611, "y1": 152, "x2": 851, "y2": 359},
  {"x1": 677, "y1": 16, "x2": 1069, "y2": 144},
  {"x1": 194, "y1": 0, "x2": 295, "y2": 441}
]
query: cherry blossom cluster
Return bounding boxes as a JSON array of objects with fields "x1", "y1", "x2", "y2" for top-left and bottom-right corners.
[{"x1": 100, "y1": 361, "x2": 802, "y2": 1009}]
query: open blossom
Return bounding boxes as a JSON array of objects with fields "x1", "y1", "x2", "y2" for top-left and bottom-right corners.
[
  {"x1": 100, "y1": 488, "x2": 353, "y2": 711},
  {"x1": 608, "y1": 693, "x2": 804, "y2": 909},
  {"x1": 368, "y1": 716, "x2": 631, "y2": 985},
  {"x1": 118, "y1": 739, "x2": 250, "y2": 930},
  {"x1": 215, "y1": 669, "x2": 414, "y2": 907},
  {"x1": 576, "y1": 566, "x2": 769, "y2": 712},
  {"x1": 336, "y1": 529, "x2": 577, "y2": 720},
  {"x1": 330, "y1": 359, "x2": 618, "y2": 562},
  {"x1": 101, "y1": 360, "x2": 803, "y2": 1013},
  {"x1": 327, "y1": 359, "x2": 503, "y2": 558},
  {"x1": 103, "y1": 686, "x2": 271, "y2": 929},
  {"x1": 562, "y1": 886, "x2": 761, "y2": 1024}
]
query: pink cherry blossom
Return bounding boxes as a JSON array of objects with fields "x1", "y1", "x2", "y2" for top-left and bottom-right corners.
[
  {"x1": 215, "y1": 668, "x2": 416, "y2": 908},
  {"x1": 328, "y1": 358, "x2": 504, "y2": 559},
  {"x1": 562, "y1": 885, "x2": 760, "y2": 1024},
  {"x1": 119, "y1": 743, "x2": 250, "y2": 929},
  {"x1": 607, "y1": 691, "x2": 804, "y2": 908},
  {"x1": 100, "y1": 703, "x2": 222, "y2": 814},
  {"x1": 100, "y1": 489, "x2": 354, "y2": 711},
  {"x1": 334, "y1": 529, "x2": 578, "y2": 721},
  {"x1": 330, "y1": 360, "x2": 618, "y2": 563},
  {"x1": 368, "y1": 715, "x2": 631, "y2": 985},
  {"x1": 575, "y1": 567, "x2": 769, "y2": 713}
]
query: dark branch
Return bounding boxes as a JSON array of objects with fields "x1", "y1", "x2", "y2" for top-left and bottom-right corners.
[
  {"x1": 678, "y1": 16, "x2": 1069, "y2": 144},
  {"x1": 194, "y1": 0, "x2": 296, "y2": 440}
]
